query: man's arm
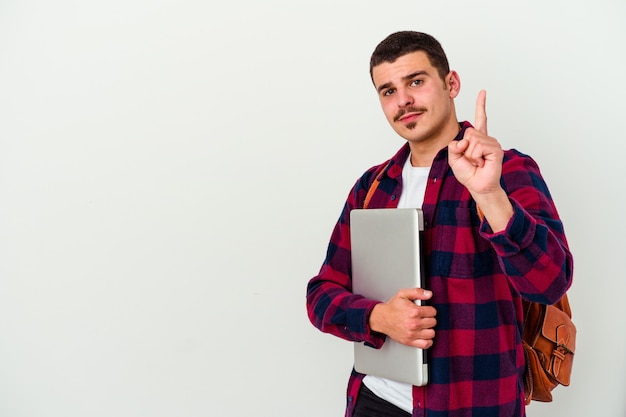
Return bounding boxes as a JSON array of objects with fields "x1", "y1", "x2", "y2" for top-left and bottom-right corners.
[
  {"x1": 306, "y1": 171, "x2": 387, "y2": 348},
  {"x1": 448, "y1": 90, "x2": 573, "y2": 304},
  {"x1": 306, "y1": 167, "x2": 438, "y2": 349}
]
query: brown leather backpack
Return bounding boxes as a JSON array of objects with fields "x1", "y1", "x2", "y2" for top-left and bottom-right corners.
[{"x1": 522, "y1": 295, "x2": 576, "y2": 404}]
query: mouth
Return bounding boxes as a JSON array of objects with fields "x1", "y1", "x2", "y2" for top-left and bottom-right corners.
[
  {"x1": 398, "y1": 112, "x2": 422, "y2": 124},
  {"x1": 394, "y1": 107, "x2": 426, "y2": 124}
]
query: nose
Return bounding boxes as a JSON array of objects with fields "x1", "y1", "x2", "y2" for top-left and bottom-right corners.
[{"x1": 396, "y1": 87, "x2": 414, "y2": 107}]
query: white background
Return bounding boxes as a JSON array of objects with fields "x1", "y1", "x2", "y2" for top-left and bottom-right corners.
[{"x1": 1, "y1": 1, "x2": 624, "y2": 416}]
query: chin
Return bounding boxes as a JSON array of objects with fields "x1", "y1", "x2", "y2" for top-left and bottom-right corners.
[{"x1": 400, "y1": 128, "x2": 429, "y2": 143}]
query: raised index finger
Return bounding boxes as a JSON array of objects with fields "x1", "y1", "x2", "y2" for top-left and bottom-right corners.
[{"x1": 474, "y1": 89, "x2": 487, "y2": 135}]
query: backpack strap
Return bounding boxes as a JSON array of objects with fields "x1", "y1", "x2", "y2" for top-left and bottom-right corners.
[
  {"x1": 476, "y1": 205, "x2": 485, "y2": 222},
  {"x1": 363, "y1": 160, "x2": 393, "y2": 209}
]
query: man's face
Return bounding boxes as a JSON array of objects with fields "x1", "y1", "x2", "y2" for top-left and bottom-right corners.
[{"x1": 372, "y1": 51, "x2": 458, "y2": 145}]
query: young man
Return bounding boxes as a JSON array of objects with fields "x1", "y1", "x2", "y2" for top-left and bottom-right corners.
[{"x1": 306, "y1": 31, "x2": 573, "y2": 417}]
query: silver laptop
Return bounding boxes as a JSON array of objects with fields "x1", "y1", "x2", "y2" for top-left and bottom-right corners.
[{"x1": 350, "y1": 208, "x2": 428, "y2": 386}]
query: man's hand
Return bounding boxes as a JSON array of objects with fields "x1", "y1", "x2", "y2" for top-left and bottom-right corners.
[
  {"x1": 369, "y1": 288, "x2": 437, "y2": 349},
  {"x1": 448, "y1": 90, "x2": 513, "y2": 231},
  {"x1": 448, "y1": 90, "x2": 503, "y2": 194}
]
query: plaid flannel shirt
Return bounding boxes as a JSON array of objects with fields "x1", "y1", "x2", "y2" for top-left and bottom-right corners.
[{"x1": 306, "y1": 121, "x2": 573, "y2": 417}]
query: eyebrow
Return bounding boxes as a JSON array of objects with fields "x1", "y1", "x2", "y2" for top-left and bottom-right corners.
[{"x1": 376, "y1": 70, "x2": 429, "y2": 94}]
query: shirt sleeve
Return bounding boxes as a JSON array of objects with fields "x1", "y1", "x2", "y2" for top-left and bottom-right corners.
[
  {"x1": 479, "y1": 151, "x2": 573, "y2": 304},
  {"x1": 306, "y1": 170, "x2": 387, "y2": 349}
]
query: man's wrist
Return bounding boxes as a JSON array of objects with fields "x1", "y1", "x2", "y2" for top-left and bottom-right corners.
[
  {"x1": 368, "y1": 302, "x2": 386, "y2": 334},
  {"x1": 473, "y1": 189, "x2": 514, "y2": 232}
]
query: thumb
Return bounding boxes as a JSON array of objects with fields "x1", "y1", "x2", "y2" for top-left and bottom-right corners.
[{"x1": 398, "y1": 287, "x2": 433, "y2": 301}]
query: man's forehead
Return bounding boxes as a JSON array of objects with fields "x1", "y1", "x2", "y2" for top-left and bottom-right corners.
[{"x1": 372, "y1": 51, "x2": 434, "y2": 88}]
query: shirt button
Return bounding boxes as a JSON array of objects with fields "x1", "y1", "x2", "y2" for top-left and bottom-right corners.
[{"x1": 390, "y1": 195, "x2": 396, "y2": 201}]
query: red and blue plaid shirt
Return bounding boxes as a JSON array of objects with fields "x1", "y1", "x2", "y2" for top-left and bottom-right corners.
[{"x1": 306, "y1": 121, "x2": 573, "y2": 417}]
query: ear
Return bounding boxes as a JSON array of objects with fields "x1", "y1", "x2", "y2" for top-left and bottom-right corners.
[{"x1": 446, "y1": 71, "x2": 461, "y2": 99}]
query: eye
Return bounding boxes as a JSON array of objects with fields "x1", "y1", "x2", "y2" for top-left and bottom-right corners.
[
  {"x1": 382, "y1": 88, "x2": 396, "y2": 97},
  {"x1": 410, "y1": 79, "x2": 423, "y2": 87}
]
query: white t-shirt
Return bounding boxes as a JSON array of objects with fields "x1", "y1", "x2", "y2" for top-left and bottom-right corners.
[{"x1": 362, "y1": 154, "x2": 431, "y2": 413}]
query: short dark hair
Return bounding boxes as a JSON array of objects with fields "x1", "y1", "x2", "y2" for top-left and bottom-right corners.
[{"x1": 370, "y1": 31, "x2": 450, "y2": 83}]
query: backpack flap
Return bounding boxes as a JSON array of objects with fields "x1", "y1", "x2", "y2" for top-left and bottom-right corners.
[{"x1": 540, "y1": 305, "x2": 576, "y2": 386}]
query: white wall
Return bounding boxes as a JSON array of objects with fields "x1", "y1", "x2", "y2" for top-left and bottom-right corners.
[{"x1": 0, "y1": 1, "x2": 624, "y2": 416}]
